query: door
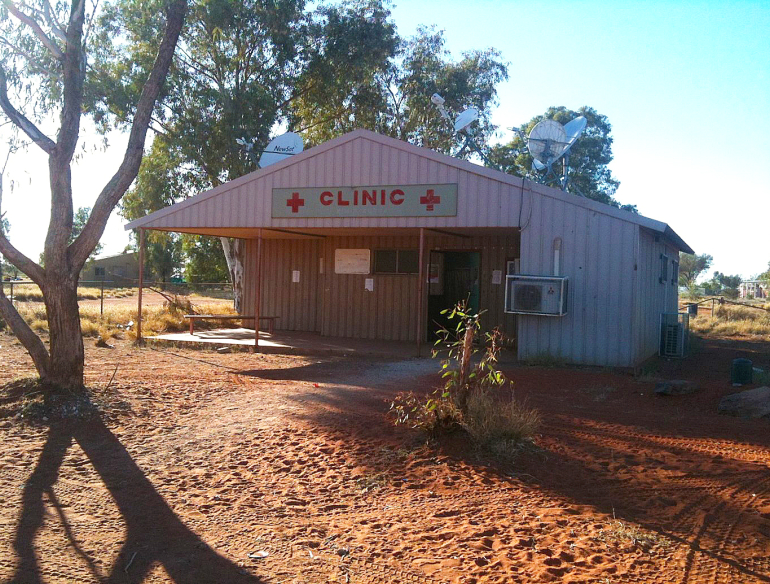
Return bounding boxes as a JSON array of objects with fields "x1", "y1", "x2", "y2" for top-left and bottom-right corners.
[{"x1": 427, "y1": 251, "x2": 481, "y2": 339}]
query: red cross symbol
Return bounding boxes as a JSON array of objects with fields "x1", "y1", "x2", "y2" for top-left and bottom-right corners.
[
  {"x1": 286, "y1": 191, "x2": 305, "y2": 213},
  {"x1": 420, "y1": 188, "x2": 441, "y2": 211}
]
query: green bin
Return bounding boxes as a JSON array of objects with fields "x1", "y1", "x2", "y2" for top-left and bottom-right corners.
[{"x1": 731, "y1": 358, "x2": 753, "y2": 385}]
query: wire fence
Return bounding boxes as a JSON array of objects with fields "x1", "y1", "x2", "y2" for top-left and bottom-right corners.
[{"x1": 2, "y1": 279, "x2": 234, "y2": 315}]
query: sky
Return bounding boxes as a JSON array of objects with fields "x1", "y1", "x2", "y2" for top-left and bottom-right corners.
[{"x1": 2, "y1": 0, "x2": 769, "y2": 280}]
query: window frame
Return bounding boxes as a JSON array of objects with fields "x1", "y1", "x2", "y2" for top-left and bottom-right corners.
[{"x1": 372, "y1": 249, "x2": 420, "y2": 275}]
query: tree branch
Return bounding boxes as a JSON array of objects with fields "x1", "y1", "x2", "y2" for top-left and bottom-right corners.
[
  {"x1": 1, "y1": 0, "x2": 64, "y2": 60},
  {"x1": 55, "y1": 0, "x2": 86, "y2": 162},
  {"x1": 0, "y1": 287, "x2": 50, "y2": 377},
  {"x1": 0, "y1": 67, "x2": 56, "y2": 154},
  {"x1": 69, "y1": 0, "x2": 187, "y2": 270}
]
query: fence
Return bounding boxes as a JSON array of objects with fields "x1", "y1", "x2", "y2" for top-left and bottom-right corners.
[{"x1": 2, "y1": 279, "x2": 233, "y2": 315}]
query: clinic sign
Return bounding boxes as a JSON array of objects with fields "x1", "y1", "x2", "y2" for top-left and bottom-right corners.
[{"x1": 272, "y1": 184, "x2": 458, "y2": 218}]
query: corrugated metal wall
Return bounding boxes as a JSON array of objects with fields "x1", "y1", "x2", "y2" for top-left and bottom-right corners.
[
  {"x1": 634, "y1": 228, "x2": 680, "y2": 364},
  {"x1": 518, "y1": 196, "x2": 638, "y2": 367},
  {"x1": 241, "y1": 233, "x2": 519, "y2": 342},
  {"x1": 242, "y1": 239, "x2": 321, "y2": 332}
]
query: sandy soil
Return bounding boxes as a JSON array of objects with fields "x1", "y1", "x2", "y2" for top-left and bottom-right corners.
[{"x1": 0, "y1": 333, "x2": 768, "y2": 583}]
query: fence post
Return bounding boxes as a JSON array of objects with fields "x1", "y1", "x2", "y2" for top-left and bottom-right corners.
[
  {"x1": 100, "y1": 274, "x2": 105, "y2": 316},
  {"x1": 9, "y1": 280, "x2": 13, "y2": 307}
]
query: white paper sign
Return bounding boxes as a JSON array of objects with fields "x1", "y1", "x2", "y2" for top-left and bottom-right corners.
[
  {"x1": 364, "y1": 278, "x2": 374, "y2": 292},
  {"x1": 335, "y1": 249, "x2": 370, "y2": 274},
  {"x1": 492, "y1": 270, "x2": 502, "y2": 285},
  {"x1": 292, "y1": 270, "x2": 300, "y2": 283}
]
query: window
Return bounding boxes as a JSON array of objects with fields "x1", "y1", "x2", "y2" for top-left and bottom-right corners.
[
  {"x1": 95, "y1": 267, "x2": 105, "y2": 277},
  {"x1": 373, "y1": 249, "x2": 419, "y2": 274},
  {"x1": 659, "y1": 253, "x2": 669, "y2": 283}
]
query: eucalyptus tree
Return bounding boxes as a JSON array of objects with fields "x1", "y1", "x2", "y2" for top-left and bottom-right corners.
[
  {"x1": 488, "y1": 106, "x2": 631, "y2": 210},
  {"x1": 115, "y1": 0, "x2": 398, "y2": 310},
  {"x1": 291, "y1": 24, "x2": 508, "y2": 156},
  {"x1": 0, "y1": 0, "x2": 187, "y2": 388}
]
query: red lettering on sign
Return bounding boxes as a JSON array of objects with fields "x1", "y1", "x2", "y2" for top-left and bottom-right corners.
[
  {"x1": 420, "y1": 188, "x2": 440, "y2": 212},
  {"x1": 390, "y1": 189, "x2": 405, "y2": 205},
  {"x1": 320, "y1": 191, "x2": 333, "y2": 205},
  {"x1": 286, "y1": 192, "x2": 305, "y2": 213},
  {"x1": 337, "y1": 190, "x2": 349, "y2": 206},
  {"x1": 362, "y1": 189, "x2": 376, "y2": 205},
  {"x1": 353, "y1": 190, "x2": 359, "y2": 205}
]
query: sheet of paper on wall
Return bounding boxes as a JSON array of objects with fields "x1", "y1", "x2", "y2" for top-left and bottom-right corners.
[
  {"x1": 292, "y1": 270, "x2": 300, "y2": 283},
  {"x1": 492, "y1": 270, "x2": 502, "y2": 285},
  {"x1": 364, "y1": 278, "x2": 374, "y2": 292}
]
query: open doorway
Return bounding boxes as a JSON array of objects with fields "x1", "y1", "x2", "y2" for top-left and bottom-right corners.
[{"x1": 427, "y1": 251, "x2": 481, "y2": 339}]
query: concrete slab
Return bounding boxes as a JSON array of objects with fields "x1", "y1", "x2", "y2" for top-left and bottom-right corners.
[{"x1": 147, "y1": 328, "x2": 421, "y2": 358}]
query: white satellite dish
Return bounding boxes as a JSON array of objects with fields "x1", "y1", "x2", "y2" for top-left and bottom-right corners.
[
  {"x1": 562, "y1": 116, "x2": 587, "y2": 154},
  {"x1": 454, "y1": 107, "x2": 479, "y2": 133},
  {"x1": 259, "y1": 132, "x2": 304, "y2": 168},
  {"x1": 527, "y1": 119, "x2": 567, "y2": 165}
]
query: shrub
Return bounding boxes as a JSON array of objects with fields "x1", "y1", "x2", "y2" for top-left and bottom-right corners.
[
  {"x1": 390, "y1": 301, "x2": 540, "y2": 451},
  {"x1": 389, "y1": 388, "x2": 462, "y2": 436},
  {"x1": 463, "y1": 389, "x2": 540, "y2": 454}
]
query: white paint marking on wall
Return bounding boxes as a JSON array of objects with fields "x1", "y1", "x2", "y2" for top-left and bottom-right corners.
[
  {"x1": 365, "y1": 278, "x2": 374, "y2": 292},
  {"x1": 292, "y1": 270, "x2": 300, "y2": 283},
  {"x1": 492, "y1": 270, "x2": 502, "y2": 285}
]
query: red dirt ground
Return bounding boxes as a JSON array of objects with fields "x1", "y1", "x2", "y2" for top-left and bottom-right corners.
[{"x1": 0, "y1": 332, "x2": 768, "y2": 583}]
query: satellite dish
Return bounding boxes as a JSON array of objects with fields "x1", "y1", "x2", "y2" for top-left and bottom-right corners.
[
  {"x1": 259, "y1": 132, "x2": 304, "y2": 168},
  {"x1": 454, "y1": 107, "x2": 479, "y2": 133},
  {"x1": 528, "y1": 119, "x2": 567, "y2": 165},
  {"x1": 562, "y1": 116, "x2": 587, "y2": 154}
]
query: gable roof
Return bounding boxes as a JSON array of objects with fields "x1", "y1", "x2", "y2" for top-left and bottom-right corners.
[{"x1": 125, "y1": 128, "x2": 692, "y2": 253}]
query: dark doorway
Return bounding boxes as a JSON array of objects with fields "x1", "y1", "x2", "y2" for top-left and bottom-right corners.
[{"x1": 427, "y1": 251, "x2": 481, "y2": 338}]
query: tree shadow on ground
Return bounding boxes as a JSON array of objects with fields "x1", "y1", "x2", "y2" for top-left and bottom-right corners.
[
  {"x1": 10, "y1": 414, "x2": 263, "y2": 584},
  {"x1": 234, "y1": 346, "x2": 770, "y2": 584}
]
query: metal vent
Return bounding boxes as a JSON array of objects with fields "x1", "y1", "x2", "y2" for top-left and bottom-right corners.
[{"x1": 660, "y1": 313, "x2": 689, "y2": 358}]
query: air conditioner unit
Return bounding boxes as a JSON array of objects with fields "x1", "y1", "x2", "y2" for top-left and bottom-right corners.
[
  {"x1": 660, "y1": 312, "x2": 689, "y2": 358},
  {"x1": 504, "y1": 275, "x2": 568, "y2": 316}
]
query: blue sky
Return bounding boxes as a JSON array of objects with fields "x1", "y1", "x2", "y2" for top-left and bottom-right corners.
[{"x1": 2, "y1": 0, "x2": 769, "y2": 279}]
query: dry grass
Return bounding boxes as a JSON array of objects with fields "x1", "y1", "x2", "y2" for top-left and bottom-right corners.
[
  {"x1": 463, "y1": 390, "x2": 541, "y2": 455},
  {"x1": 2, "y1": 284, "x2": 135, "y2": 302},
  {"x1": 6, "y1": 300, "x2": 237, "y2": 340},
  {"x1": 690, "y1": 303, "x2": 770, "y2": 337}
]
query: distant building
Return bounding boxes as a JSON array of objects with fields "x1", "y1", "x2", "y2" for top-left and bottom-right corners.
[
  {"x1": 80, "y1": 251, "x2": 140, "y2": 284},
  {"x1": 740, "y1": 280, "x2": 768, "y2": 299}
]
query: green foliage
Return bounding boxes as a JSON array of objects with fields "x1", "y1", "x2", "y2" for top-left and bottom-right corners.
[
  {"x1": 72, "y1": 207, "x2": 104, "y2": 261},
  {"x1": 293, "y1": 23, "x2": 508, "y2": 156},
  {"x1": 434, "y1": 302, "x2": 508, "y2": 412},
  {"x1": 488, "y1": 106, "x2": 628, "y2": 210},
  {"x1": 389, "y1": 387, "x2": 462, "y2": 436},
  {"x1": 705, "y1": 272, "x2": 743, "y2": 298},
  {"x1": 759, "y1": 261, "x2": 770, "y2": 283},
  {"x1": 678, "y1": 252, "x2": 712, "y2": 287},
  {"x1": 183, "y1": 235, "x2": 230, "y2": 282},
  {"x1": 390, "y1": 301, "x2": 539, "y2": 453}
]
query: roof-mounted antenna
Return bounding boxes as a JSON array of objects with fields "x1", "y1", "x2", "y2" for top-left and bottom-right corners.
[
  {"x1": 524, "y1": 115, "x2": 587, "y2": 191},
  {"x1": 431, "y1": 95, "x2": 497, "y2": 168},
  {"x1": 236, "y1": 132, "x2": 305, "y2": 168}
]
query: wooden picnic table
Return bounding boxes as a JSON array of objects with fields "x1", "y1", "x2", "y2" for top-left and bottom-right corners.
[{"x1": 184, "y1": 314, "x2": 278, "y2": 336}]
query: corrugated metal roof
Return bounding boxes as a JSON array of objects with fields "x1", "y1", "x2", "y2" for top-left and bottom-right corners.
[{"x1": 125, "y1": 129, "x2": 693, "y2": 254}]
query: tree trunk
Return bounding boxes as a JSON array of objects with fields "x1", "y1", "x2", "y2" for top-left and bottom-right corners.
[
  {"x1": 220, "y1": 237, "x2": 245, "y2": 313},
  {"x1": 43, "y1": 273, "x2": 84, "y2": 389}
]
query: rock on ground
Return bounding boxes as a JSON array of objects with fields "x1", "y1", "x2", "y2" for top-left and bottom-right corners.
[
  {"x1": 655, "y1": 380, "x2": 698, "y2": 396},
  {"x1": 718, "y1": 386, "x2": 770, "y2": 419}
]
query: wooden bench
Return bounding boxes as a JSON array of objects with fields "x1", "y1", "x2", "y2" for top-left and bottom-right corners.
[{"x1": 184, "y1": 315, "x2": 279, "y2": 336}]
